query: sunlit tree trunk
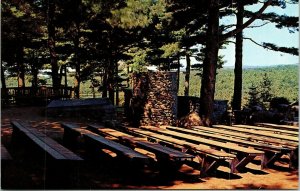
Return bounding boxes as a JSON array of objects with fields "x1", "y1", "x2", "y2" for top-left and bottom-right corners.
[
  {"x1": 184, "y1": 48, "x2": 190, "y2": 96},
  {"x1": 200, "y1": 0, "x2": 219, "y2": 127},
  {"x1": 74, "y1": 22, "x2": 81, "y2": 98},
  {"x1": 232, "y1": 2, "x2": 244, "y2": 111}
]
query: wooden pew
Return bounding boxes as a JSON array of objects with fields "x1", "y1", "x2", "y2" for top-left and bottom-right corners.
[
  {"x1": 87, "y1": 124, "x2": 194, "y2": 163},
  {"x1": 140, "y1": 126, "x2": 265, "y2": 173},
  {"x1": 233, "y1": 124, "x2": 298, "y2": 136},
  {"x1": 124, "y1": 127, "x2": 240, "y2": 177},
  {"x1": 61, "y1": 123, "x2": 151, "y2": 165},
  {"x1": 255, "y1": 123, "x2": 299, "y2": 132},
  {"x1": 214, "y1": 125, "x2": 298, "y2": 143},
  {"x1": 164, "y1": 125, "x2": 292, "y2": 168}
]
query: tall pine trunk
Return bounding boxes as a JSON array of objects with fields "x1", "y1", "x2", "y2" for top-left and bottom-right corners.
[
  {"x1": 16, "y1": 46, "x2": 25, "y2": 88},
  {"x1": 177, "y1": 55, "x2": 180, "y2": 94},
  {"x1": 232, "y1": 3, "x2": 244, "y2": 111},
  {"x1": 1, "y1": 62, "x2": 7, "y2": 98},
  {"x1": 74, "y1": 22, "x2": 80, "y2": 99},
  {"x1": 184, "y1": 48, "x2": 190, "y2": 96},
  {"x1": 47, "y1": 0, "x2": 60, "y2": 94},
  {"x1": 200, "y1": 0, "x2": 219, "y2": 127}
]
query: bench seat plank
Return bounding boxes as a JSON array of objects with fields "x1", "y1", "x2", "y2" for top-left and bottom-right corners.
[
  {"x1": 192, "y1": 126, "x2": 298, "y2": 149},
  {"x1": 255, "y1": 123, "x2": 299, "y2": 131},
  {"x1": 215, "y1": 125, "x2": 298, "y2": 142},
  {"x1": 233, "y1": 124, "x2": 298, "y2": 136}
]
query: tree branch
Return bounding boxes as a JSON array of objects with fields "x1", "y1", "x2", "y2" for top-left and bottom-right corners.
[
  {"x1": 220, "y1": 0, "x2": 272, "y2": 41},
  {"x1": 247, "y1": 21, "x2": 270, "y2": 28}
]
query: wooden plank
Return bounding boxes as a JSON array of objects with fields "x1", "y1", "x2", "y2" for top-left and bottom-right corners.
[
  {"x1": 233, "y1": 124, "x2": 298, "y2": 136},
  {"x1": 192, "y1": 125, "x2": 298, "y2": 149},
  {"x1": 255, "y1": 123, "x2": 299, "y2": 131},
  {"x1": 215, "y1": 125, "x2": 298, "y2": 142},
  {"x1": 83, "y1": 133, "x2": 150, "y2": 161},
  {"x1": 164, "y1": 126, "x2": 285, "y2": 153},
  {"x1": 141, "y1": 126, "x2": 264, "y2": 155},
  {"x1": 1, "y1": 144, "x2": 12, "y2": 160}
]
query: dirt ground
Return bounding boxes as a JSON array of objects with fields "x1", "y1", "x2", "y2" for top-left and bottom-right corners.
[{"x1": 1, "y1": 106, "x2": 299, "y2": 189}]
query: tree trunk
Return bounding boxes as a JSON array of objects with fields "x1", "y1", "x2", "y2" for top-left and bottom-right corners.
[
  {"x1": 1, "y1": 62, "x2": 7, "y2": 98},
  {"x1": 200, "y1": 0, "x2": 219, "y2": 127},
  {"x1": 232, "y1": 3, "x2": 244, "y2": 111},
  {"x1": 177, "y1": 55, "x2": 180, "y2": 94},
  {"x1": 184, "y1": 49, "x2": 190, "y2": 96},
  {"x1": 108, "y1": 57, "x2": 115, "y2": 104},
  {"x1": 102, "y1": 66, "x2": 108, "y2": 98},
  {"x1": 74, "y1": 22, "x2": 80, "y2": 99},
  {"x1": 16, "y1": 46, "x2": 25, "y2": 88},
  {"x1": 47, "y1": 0, "x2": 60, "y2": 94}
]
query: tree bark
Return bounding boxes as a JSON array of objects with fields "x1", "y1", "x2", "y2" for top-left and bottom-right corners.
[
  {"x1": 1, "y1": 62, "x2": 7, "y2": 97},
  {"x1": 184, "y1": 49, "x2": 190, "y2": 96},
  {"x1": 74, "y1": 22, "x2": 81, "y2": 99},
  {"x1": 232, "y1": 3, "x2": 244, "y2": 111},
  {"x1": 16, "y1": 46, "x2": 25, "y2": 88},
  {"x1": 200, "y1": 0, "x2": 219, "y2": 127},
  {"x1": 47, "y1": 0, "x2": 60, "y2": 94},
  {"x1": 177, "y1": 55, "x2": 180, "y2": 94}
]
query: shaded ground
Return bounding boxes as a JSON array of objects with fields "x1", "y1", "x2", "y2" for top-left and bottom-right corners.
[{"x1": 1, "y1": 106, "x2": 299, "y2": 189}]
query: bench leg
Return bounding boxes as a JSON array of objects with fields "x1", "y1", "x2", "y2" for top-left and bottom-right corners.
[
  {"x1": 261, "y1": 151, "x2": 283, "y2": 169},
  {"x1": 288, "y1": 148, "x2": 298, "y2": 169},
  {"x1": 231, "y1": 153, "x2": 257, "y2": 173},
  {"x1": 199, "y1": 155, "x2": 222, "y2": 178}
]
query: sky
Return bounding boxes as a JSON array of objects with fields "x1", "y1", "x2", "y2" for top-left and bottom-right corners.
[{"x1": 219, "y1": 2, "x2": 299, "y2": 67}]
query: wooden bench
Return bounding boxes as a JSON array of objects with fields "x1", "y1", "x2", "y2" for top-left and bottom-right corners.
[
  {"x1": 192, "y1": 125, "x2": 298, "y2": 169},
  {"x1": 164, "y1": 125, "x2": 292, "y2": 168},
  {"x1": 61, "y1": 123, "x2": 151, "y2": 164},
  {"x1": 140, "y1": 126, "x2": 265, "y2": 173},
  {"x1": 11, "y1": 120, "x2": 83, "y2": 161},
  {"x1": 233, "y1": 124, "x2": 298, "y2": 136},
  {"x1": 124, "y1": 127, "x2": 238, "y2": 177},
  {"x1": 192, "y1": 126, "x2": 298, "y2": 149},
  {"x1": 214, "y1": 125, "x2": 298, "y2": 143},
  {"x1": 1, "y1": 144, "x2": 12, "y2": 160},
  {"x1": 255, "y1": 123, "x2": 299, "y2": 132},
  {"x1": 87, "y1": 124, "x2": 194, "y2": 163},
  {"x1": 11, "y1": 120, "x2": 84, "y2": 188}
]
